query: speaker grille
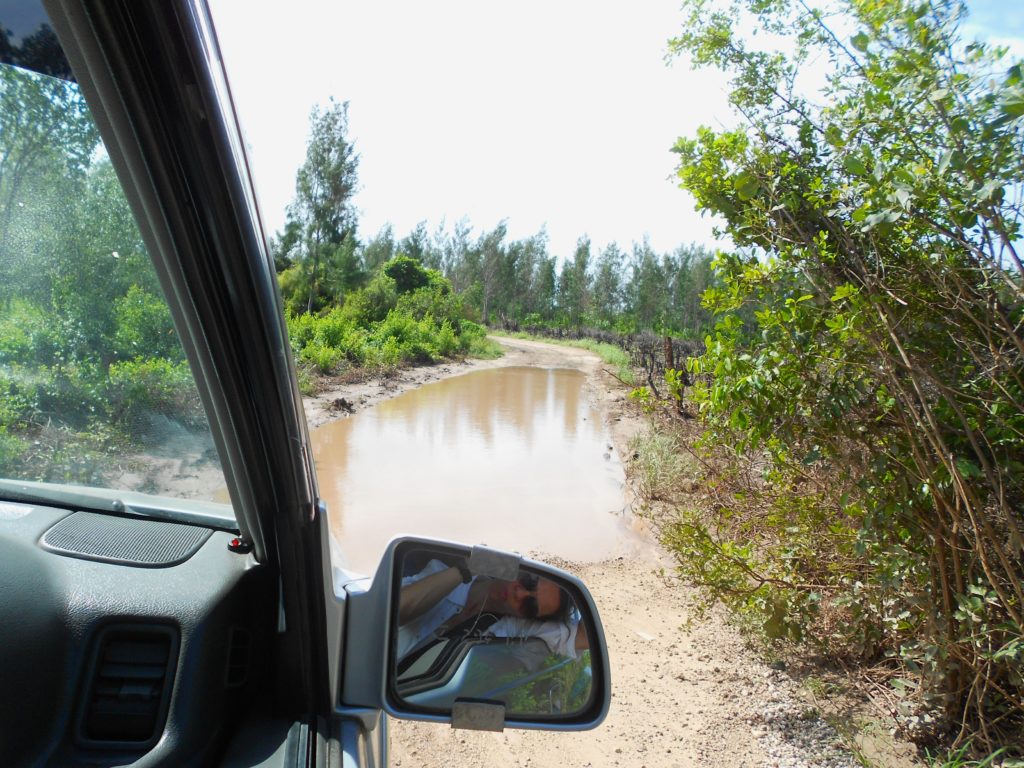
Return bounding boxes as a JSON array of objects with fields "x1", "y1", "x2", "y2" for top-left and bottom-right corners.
[{"x1": 41, "y1": 512, "x2": 212, "y2": 566}]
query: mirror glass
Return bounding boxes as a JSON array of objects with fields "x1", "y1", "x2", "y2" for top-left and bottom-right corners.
[{"x1": 390, "y1": 546, "x2": 595, "y2": 718}]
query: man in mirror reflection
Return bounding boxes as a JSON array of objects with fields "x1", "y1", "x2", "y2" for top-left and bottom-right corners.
[{"x1": 397, "y1": 557, "x2": 589, "y2": 664}]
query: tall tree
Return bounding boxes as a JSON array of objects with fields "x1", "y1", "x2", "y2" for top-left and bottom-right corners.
[
  {"x1": 399, "y1": 221, "x2": 434, "y2": 267},
  {"x1": 532, "y1": 254, "x2": 557, "y2": 321},
  {"x1": 0, "y1": 64, "x2": 97, "y2": 307},
  {"x1": 592, "y1": 242, "x2": 625, "y2": 327},
  {"x1": 476, "y1": 221, "x2": 508, "y2": 324},
  {"x1": 626, "y1": 239, "x2": 667, "y2": 331},
  {"x1": 284, "y1": 99, "x2": 360, "y2": 313},
  {"x1": 361, "y1": 224, "x2": 396, "y2": 275},
  {"x1": 557, "y1": 236, "x2": 592, "y2": 325}
]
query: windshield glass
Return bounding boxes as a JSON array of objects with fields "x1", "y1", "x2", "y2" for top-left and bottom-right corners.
[{"x1": 0, "y1": 59, "x2": 230, "y2": 509}]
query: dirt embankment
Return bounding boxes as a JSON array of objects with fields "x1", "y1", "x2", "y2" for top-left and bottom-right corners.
[{"x1": 307, "y1": 337, "x2": 919, "y2": 768}]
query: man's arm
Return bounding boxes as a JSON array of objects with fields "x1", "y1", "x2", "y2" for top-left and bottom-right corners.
[{"x1": 398, "y1": 566, "x2": 464, "y2": 624}]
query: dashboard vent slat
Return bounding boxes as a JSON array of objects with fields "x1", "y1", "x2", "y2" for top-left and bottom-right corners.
[{"x1": 79, "y1": 625, "x2": 178, "y2": 748}]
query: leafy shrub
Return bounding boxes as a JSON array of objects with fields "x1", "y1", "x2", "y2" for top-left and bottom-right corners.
[
  {"x1": 0, "y1": 300, "x2": 61, "y2": 366},
  {"x1": 369, "y1": 310, "x2": 439, "y2": 364},
  {"x1": 0, "y1": 426, "x2": 27, "y2": 474},
  {"x1": 112, "y1": 285, "x2": 181, "y2": 361},
  {"x1": 106, "y1": 357, "x2": 204, "y2": 433},
  {"x1": 0, "y1": 367, "x2": 41, "y2": 428},
  {"x1": 286, "y1": 310, "x2": 318, "y2": 351},
  {"x1": 458, "y1": 321, "x2": 503, "y2": 358},
  {"x1": 313, "y1": 309, "x2": 369, "y2": 364},
  {"x1": 396, "y1": 284, "x2": 463, "y2": 326},
  {"x1": 435, "y1": 319, "x2": 459, "y2": 358},
  {"x1": 382, "y1": 255, "x2": 431, "y2": 294},
  {"x1": 34, "y1": 363, "x2": 109, "y2": 429},
  {"x1": 669, "y1": 0, "x2": 1024, "y2": 749},
  {"x1": 299, "y1": 341, "x2": 344, "y2": 374},
  {"x1": 283, "y1": 258, "x2": 502, "y2": 376}
]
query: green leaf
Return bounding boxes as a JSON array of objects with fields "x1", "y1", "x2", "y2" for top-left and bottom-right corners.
[
  {"x1": 953, "y1": 208, "x2": 978, "y2": 229},
  {"x1": 975, "y1": 179, "x2": 1002, "y2": 203},
  {"x1": 937, "y1": 149, "x2": 953, "y2": 175},
  {"x1": 831, "y1": 284, "x2": 858, "y2": 302},
  {"x1": 851, "y1": 32, "x2": 870, "y2": 53},
  {"x1": 955, "y1": 458, "x2": 983, "y2": 479},
  {"x1": 843, "y1": 156, "x2": 867, "y2": 175},
  {"x1": 734, "y1": 171, "x2": 761, "y2": 201},
  {"x1": 1000, "y1": 84, "x2": 1024, "y2": 119},
  {"x1": 802, "y1": 447, "x2": 821, "y2": 465}
]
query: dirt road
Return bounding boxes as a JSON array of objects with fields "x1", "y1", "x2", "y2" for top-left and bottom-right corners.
[{"x1": 307, "y1": 337, "x2": 913, "y2": 768}]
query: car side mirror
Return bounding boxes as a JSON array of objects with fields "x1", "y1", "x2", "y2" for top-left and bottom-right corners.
[{"x1": 338, "y1": 537, "x2": 610, "y2": 732}]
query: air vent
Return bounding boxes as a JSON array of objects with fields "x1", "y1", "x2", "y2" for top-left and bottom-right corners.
[{"x1": 78, "y1": 625, "x2": 178, "y2": 748}]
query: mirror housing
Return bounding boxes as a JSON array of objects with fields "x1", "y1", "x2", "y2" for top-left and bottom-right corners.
[{"x1": 339, "y1": 536, "x2": 611, "y2": 732}]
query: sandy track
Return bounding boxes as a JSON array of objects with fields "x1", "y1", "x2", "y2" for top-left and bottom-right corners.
[{"x1": 307, "y1": 337, "x2": 910, "y2": 768}]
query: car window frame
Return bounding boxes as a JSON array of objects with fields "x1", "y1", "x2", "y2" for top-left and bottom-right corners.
[{"x1": 43, "y1": 0, "x2": 339, "y2": 719}]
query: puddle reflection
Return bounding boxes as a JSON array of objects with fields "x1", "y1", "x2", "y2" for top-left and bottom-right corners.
[{"x1": 312, "y1": 367, "x2": 629, "y2": 574}]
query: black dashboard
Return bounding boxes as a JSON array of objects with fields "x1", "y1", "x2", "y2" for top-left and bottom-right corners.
[{"x1": 0, "y1": 501, "x2": 277, "y2": 767}]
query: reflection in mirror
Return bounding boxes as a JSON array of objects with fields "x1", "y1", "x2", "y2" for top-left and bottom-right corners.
[{"x1": 392, "y1": 547, "x2": 593, "y2": 718}]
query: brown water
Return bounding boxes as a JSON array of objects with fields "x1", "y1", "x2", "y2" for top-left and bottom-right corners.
[{"x1": 313, "y1": 367, "x2": 631, "y2": 574}]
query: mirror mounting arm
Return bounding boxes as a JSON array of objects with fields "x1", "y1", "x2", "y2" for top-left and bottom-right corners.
[
  {"x1": 467, "y1": 545, "x2": 520, "y2": 581},
  {"x1": 451, "y1": 701, "x2": 506, "y2": 732}
]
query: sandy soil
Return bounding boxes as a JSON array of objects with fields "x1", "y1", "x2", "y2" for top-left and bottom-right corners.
[{"x1": 305, "y1": 336, "x2": 919, "y2": 768}]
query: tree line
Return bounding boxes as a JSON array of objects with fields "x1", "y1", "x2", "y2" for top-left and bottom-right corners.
[{"x1": 270, "y1": 101, "x2": 718, "y2": 341}]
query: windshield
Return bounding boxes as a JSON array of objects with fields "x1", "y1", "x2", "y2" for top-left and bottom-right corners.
[{"x1": 0, "y1": 58, "x2": 230, "y2": 510}]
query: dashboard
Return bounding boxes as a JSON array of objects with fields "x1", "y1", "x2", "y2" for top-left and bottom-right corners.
[{"x1": 0, "y1": 501, "x2": 278, "y2": 767}]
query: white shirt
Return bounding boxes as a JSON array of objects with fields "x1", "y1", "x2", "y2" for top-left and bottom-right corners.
[
  {"x1": 397, "y1": 559, "x2": 472, "y2": 658},
  {"x1": 397, "y1": 559, "x2": 581, "y2": 661}
]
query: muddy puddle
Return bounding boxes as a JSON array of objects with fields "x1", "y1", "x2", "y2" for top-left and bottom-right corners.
[{"x1": 312, "y1": 366, "x2": 633, "y2": 575}]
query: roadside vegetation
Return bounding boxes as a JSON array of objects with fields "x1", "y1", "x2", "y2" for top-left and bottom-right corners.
[
  {"x1": 0, "y1": 62, "x2": 204, "y2": 482},
  {"x1": 622, "y1": 0, "x2": 1022, "y2": 763}
]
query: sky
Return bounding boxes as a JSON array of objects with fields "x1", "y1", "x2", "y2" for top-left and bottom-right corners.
[{"x1": 208, "y1": 0, "x2": 1021, "y2": 262}]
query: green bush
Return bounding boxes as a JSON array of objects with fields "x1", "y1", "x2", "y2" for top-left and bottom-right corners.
[
  {"x1": 34, "y1": 363, "x2": 109, "y2": 428},
  {"x1": 369, "y1": 310, "x2": 439, "y2": 364},
  {"x1": 112, "y1": 285, "x2": 181, "y2": 361},
  {"x1": 282, "y1": 258, "x2": 503, "y2": 376},
  {"x1": 106, "y1": 357, "x2": 204, "y2": 433},
  {"x1": 299, "y1": 341, "x2": 344, "y2": 374},
  {"x1": 0, "y1": 300, "x2": 61, "y2": 366},
  {"x1": 382, "y1": 255, "x2": 431, "y2": 294},
  {"x1": 459, "y1": 321, "x2": 503, "y2": 359},
  {"x1": 313, "y1": 309, "x2": 369, "y2": 364},
  {"x1": 286, "y1": 310, "x2": 318, "y2": 351},
  {"x1": 435, "y1": 319, "x2": 459, "y2": 358},
  {"x1": 0, "y1": 367, "x2": 41, "y2": 428},
  {"x1": 0, "y1": 426, "x2": 27, "y2": 474},
  {"x1": 669, "y1": 0, "x2": 1024, "y2": 749}
]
